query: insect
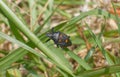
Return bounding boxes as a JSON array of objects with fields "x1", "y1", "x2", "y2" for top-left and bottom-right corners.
[{"x1": 46, "y1": 28, "x2": 72, "y2": 48}]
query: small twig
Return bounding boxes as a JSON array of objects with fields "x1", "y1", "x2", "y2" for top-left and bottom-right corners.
[
  {"x1": 77, "y1": 25, "x2": 91, "y2": 51},
  {"x1": 33, "y1": 0, "x2": 50, "y2": 27}
]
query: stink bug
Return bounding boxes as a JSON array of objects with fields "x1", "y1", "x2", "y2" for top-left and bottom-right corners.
[{"x1": 46, "y1": 28, "x2": 72, "y2": 48}]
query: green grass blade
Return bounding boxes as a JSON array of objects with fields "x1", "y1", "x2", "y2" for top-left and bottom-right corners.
[
  {"x1": 85, "y1": 22, "x2": 106, "y2": 61},
  {"x1": 64, "y1": 9, "x2": 120, "y2": 28},
  {"x1": 29, "y1": 0, "x2": 37, "y2": 31},
  {"x1": 0, "y1": 32, "x2": 42, "y2": 57},
  {"x1": 77, "y1": 65, "x2": 120, "y2": 77},
  {"x1": 0, "y1": 1, "x2": 73, "y2": 75},
  {"x1": 111, "y1": 2, "x2": 120, "y2": 34},
  {"x1": 9, "y1": 21, "x2": 25, "y2": 42},
  {"x1": 84, "y1": 47, "x2": 95, "y2": 61},
  {"x1": 64, "y1": 48, "x2": 92, "y2": 70},
  {"x1": 85, "y1": 23, "x2": 114, "y2": 65},
  {"x1": 0, "y1": 48, "x2": 27, "y2": 70},
  {"x1": 34, "y1": 1, "x2": 63, "y2": 34}
]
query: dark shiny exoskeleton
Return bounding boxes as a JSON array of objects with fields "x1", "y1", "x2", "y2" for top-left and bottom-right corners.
[{"x1": 46, "y1": 28, "x2": 72, "y2": 48}]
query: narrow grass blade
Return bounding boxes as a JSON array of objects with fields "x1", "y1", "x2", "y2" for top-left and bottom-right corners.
[
  {"x1": 9, "y1": 21, "x2": 25, "y2": 42},
  {"x1": 111, "y1": 2, "x2": 120, "y2": 34},
  {"x1": 64, "y1": 9, "x2": 120, "y2": 28},
  {"x1": 64, "y1": 48, "x2": 92, "y2": 70},
  {"x1": 34, "y1": 1, "x2": 63, "y2": 34},
  {"x1": 85, "y1": 47, "x2": 95, "y2": 61},
  {"x1": 77, "y1": 64, "x2": 120, "y2": 77},
  {"x1": 0, "y1": 1, "x2": 73, "y2": 75},
  {"x1": 85, "y1": 23, "x2": 114, "y2": 65},
  {"x1": 0, "y1": 32, "x2": 41, "y2": 57},
  {"x1": 29, "y1": 0, "x2": 37, "y2": 31},
  {"x1": 0, "y1": 48, "x2": 27, "y2": 70},
  {"x1": 85, "y1": 22, "x2": 106, "y2": 61}
]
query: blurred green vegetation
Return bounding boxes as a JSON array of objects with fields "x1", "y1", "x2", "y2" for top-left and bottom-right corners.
[{"x1": 0, "y1": 0, "x2": 120, "y2": 77}]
